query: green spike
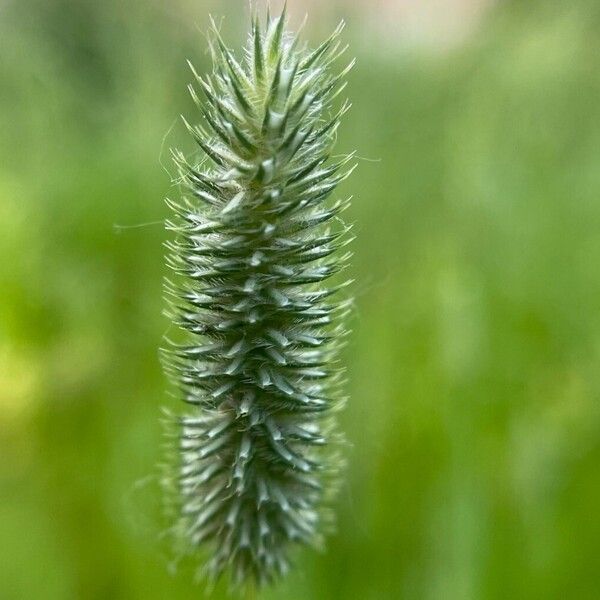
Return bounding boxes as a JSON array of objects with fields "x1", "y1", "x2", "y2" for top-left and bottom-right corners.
[
  {"x1": 300, "y1": 21, "x2": 345, "y2": 72},
  {"x1": 162, "y1": 12, "x2": 355, "y2": 591},
  {"x1": 252, "y1": 15, "x2": 264, "y2": 83},
  {"x1": 268, "y1": 5, "x2": 286, "y2": 63}
]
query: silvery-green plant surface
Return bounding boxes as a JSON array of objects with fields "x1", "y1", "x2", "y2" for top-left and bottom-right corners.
[{"x1": 161, "y1": 9, "x2": 355, "y2": 589}]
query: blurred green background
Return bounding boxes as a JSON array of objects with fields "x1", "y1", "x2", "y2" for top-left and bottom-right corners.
[{"x1": 2, "y1": 0, "x2": 600, "y2": 598}]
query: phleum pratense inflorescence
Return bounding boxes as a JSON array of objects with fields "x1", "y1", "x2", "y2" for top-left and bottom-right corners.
[{"x1": 162, "y1": 8, "x2": 355, "y2": 588}]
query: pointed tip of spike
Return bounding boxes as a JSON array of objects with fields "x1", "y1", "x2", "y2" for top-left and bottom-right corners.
[
  {"x1": 266, "y1": 7, "x2": 287, "y2": 62},
  {"x1": 208, "y1": 13, "x2": 219, "y2": 31},
  {"x1": 186, "y1": 59, "x2": 199, "y2": 79}
]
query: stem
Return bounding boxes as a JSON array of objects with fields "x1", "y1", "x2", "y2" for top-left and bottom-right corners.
[{"x1": 245, "y1": 584, "x2": 257, "y2": 600}]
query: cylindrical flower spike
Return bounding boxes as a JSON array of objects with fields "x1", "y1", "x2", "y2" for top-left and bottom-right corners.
[{"x1": 162, "y1": 9, "x2": 355, "y2": 588}]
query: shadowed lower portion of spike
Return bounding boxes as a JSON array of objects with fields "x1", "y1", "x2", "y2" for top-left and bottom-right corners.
[{"x1": 161, "y1": 9, "x2": 354, "y2": 588}]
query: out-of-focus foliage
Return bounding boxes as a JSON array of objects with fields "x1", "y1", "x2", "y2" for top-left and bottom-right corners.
[{"x1": 1, "y1": 0, "x2": 599, "y2": 598}]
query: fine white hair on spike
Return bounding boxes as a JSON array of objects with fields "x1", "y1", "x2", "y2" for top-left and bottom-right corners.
[{"x1": 161, "y1": 6, "x2": 355, "y2": 590}]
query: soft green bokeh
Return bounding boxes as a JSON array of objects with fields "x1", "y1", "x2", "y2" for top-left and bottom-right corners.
[{"x1": 1, "y1": 1, "x2": 600, "y2": 598}]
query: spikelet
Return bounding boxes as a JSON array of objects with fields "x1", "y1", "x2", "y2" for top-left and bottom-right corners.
[{"x1": 162, "y1": 9, "x2": 355, "y2": 588}]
